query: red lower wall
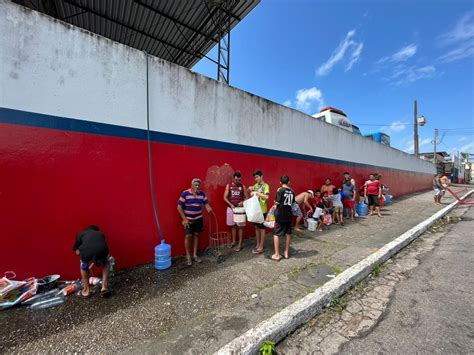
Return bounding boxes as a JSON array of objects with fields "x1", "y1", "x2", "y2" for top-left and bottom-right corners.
[{"x1": 0, "y1": 122, "x2": 433, "y2": 279}]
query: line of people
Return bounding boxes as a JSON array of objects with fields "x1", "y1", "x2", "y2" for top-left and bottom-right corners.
[{"x1": 176, "y1": 170, "x2": 387, "y2": 266}]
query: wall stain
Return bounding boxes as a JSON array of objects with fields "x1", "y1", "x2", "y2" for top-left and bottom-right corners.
[{"x1": 204, "y1": 163, "x2": 234, "y2": 190}]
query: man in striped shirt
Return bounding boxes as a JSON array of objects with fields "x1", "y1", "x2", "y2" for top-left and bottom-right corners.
[{"x1": 177, "y1": 178, "x2": 213, "y2": 266}]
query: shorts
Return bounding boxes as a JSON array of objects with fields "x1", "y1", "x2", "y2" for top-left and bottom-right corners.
[
  {"x1": 80, "y1": 255, "x2": 109, "y2": 271},
  {"x1": 274, "y1": 221, "x2": 292, "y2": 237},
  {"x1": 185, "y1": 218, "x2": 204, "y2": 236},
  {"x1": 433, "y1": 188, "x2": 445, "y2": 197},
  {"x1": 367, "y1": 194, "x2": 380, "y2": 207},
  {"x1": 334, "y1": 206, "x2": 343, "y2": 213},
  {"x1": 226, "y1": 207, "x2": 246, "y2": 227},
  {"x1": 291, "y1": 203, "x2": 303, "y2": 217},
  {"x1": 343, "y1": 199, "x2": 355, "y2": 209},
  {"x1": 253, "y1": 213, "x2": 267, "y2": 230}
]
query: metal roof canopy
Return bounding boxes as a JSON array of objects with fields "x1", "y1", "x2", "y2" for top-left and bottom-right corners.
[{"x1": 14, "y1": 0, "x2": 260, "y2": 83}]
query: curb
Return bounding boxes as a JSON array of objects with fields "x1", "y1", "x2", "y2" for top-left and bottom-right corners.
[{"x1": 216, "y1": 189, "x2": 474, "y2": 354}]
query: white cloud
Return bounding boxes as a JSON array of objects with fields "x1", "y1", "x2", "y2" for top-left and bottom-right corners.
[
  {"x1": 459, "y1": 136, "x2": 468, "y2": 142},
  {"x1": 386, "y1": 65, "x2": 436, "y2": 86},
  {"x1": 282, "y1": 99, "x2": 292, "y2": 107},
  {"x1": 460, "y1": 141, "x2": 474, "y2": 153},
  {"x1": 438, "y1": 43, "x2": 474, "y2": 63},
  {"x1": 295, "y1": 87, "x2": 325, "y2": 112},
  {"x1": 383, "y1": 120, "x2": 408, "y2": 133},
  {"x1": 346, "y1": 43, "x2": 364, "y2": 71},
  {"x1": 437, "y1": 11, "x2": 474, "y2": 63},
  {"x1": 377, "y1": 44, "x2": 417, "y2": 64},
  {"x1": 316, "y1": 30, "x2": 364, "y2": 76},
  {"x1": 403, "y1": 137, "x2": 432, "y2": 153}
]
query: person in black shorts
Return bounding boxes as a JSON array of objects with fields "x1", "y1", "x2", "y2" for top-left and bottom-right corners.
[
  {"x1": 73, "y1": 225, "x2": 110, "y2": 298},
  {"x1": 272, "y1": 175, "x2": 295, "y2": 261}
]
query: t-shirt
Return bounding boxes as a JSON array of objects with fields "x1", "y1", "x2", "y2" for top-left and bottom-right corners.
[
  {"x1": 252, "y1": 182, "x2": 270, "y2": 213},
  {"x1": 178, "y1": 189, "x2": 209, "y2": 220},
  {"x1": 329, "y1": 193, "x2": 343, "y2": 207},
  {"x1": 342, "y1": 183, "x2": 355, "y2": 200},
  {"x1": 365, "y1": 180, "x2": 381, "y2": 195},
  {"x1": 73, "y1": 228, "x2": 109, "y2": 263},
  {"x1": 228, "y1": 182, "x2": 245, "y2": 207},
  {"x1": 312, "y1": 207, "x2": 324, "y2": 219},
  {"x1": 275, "y1": 187, "x2": 295, "y2": 223}
]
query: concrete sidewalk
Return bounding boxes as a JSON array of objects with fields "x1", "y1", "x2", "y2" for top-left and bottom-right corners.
[{"x1": 1, "y1": 186, "x2": 471, "y2": 353}]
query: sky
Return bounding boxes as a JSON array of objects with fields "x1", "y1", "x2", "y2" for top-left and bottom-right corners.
[{"x1": 193, "y1": 0, "x2": 474, "y2": 157}]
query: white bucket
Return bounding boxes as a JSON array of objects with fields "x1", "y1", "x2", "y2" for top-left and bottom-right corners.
[
  {"x1": 233, "y1": 207, "x2": 246, "y2": 224},
  {"x1": 307, "y1": 218, "x2": 317, "y2": 231}
]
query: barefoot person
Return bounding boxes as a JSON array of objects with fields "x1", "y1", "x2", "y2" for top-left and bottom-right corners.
[
  {"x1": 248, "y1": 170, "x2": 270, "y2": 255},
  {"x1": 294, "y1": 190, "x2": 314, "y2": 231},
  {"x1": 177, "y1": 178, "x2": 213, "y2": 267},
  {"x1": 223, "y1": 171, "x2": 248, "y2": 251},
  {"x1": 73, "y1": 225, "x2": 111, "y2": 298},
  {"x1": 364, "y1": 173, "x2": 383, "y2": 218},
  {"x1": 341, "y1": 179, "x2": 356, "y2": 221},
  {"x1": 272, "y1": 175, "x2": 295, "y2": 261}
]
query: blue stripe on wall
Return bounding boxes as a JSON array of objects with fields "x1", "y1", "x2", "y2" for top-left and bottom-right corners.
[{"x1": 0, "y1": 107, "x2": 432, "y2": 176}]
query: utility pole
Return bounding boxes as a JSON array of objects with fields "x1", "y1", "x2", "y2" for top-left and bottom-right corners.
[
  {"x1": 414, "y1": 100, "x2": 419, "y2": 157},
  {"x1": 433, "y1": 128, "x2": 438, "y2": 166}
]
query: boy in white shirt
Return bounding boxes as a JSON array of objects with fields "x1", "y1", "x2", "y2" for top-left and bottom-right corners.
[{"x1": 312, "y1": 202, "x2": 325, "y2": 231}]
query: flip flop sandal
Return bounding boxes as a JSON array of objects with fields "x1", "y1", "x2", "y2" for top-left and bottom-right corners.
[
  {"x1": 100, "y1": 289, "x2": 112, "y2": 298},
  {"x1": 193, "y1": 257, "x2": 202, "y2": 264},
  {"x1": 233, "y1": 246, "x2": 242, "y2": 252},
  {"x1": 76, "y1": 290, "x2": 92, "y2": 299},
  {"x1": 266, "y1": 255, "x2": 282, "y2": 262}
]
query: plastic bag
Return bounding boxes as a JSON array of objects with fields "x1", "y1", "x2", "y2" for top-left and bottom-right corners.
[
  {"x1": 0, "y1": 277, "x2": 37, "y2": 310},
  {"x1": 323, "y1": 213, "x2": 332, "y2": 226},
  {"x1": 243, "y1": 195, "x2": 264, "y2": 224},
  {"x1": 264, "y1": 208, "x2": 276, "y2": 228}
]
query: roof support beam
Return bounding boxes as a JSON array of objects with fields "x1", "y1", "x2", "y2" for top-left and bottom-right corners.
[
  {"x1": 134, "y1": 1, "x2": 217, "y2": 43},
  {"x1": 62, "y1": 0, "x2": 219, "y2": 66}
]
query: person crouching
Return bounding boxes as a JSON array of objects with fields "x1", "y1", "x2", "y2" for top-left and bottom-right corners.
[{"x1": 73, "y1": 225, "x2": 110, "y2": 298}]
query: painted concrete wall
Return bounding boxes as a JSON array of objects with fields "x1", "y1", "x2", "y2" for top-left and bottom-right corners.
[
  {"x1": 1, "y1": 1, "x2": 434, "y2": 175},
  {"x1": 0, "y1": 2, "x2": 435, "y2": 279}
]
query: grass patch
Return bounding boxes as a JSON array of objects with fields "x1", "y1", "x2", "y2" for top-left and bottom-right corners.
[
  {"x1": 288, "y1": 262, "x2": 320, "y2": 277},
  {"x1": 329, "y1": 296, "x2": 347, "y2": 312},
  {"x1": 353, "y1": 278, "x2": 368, "y2": 292},
  {"x1": 259, "y1": 340, "x2": 275, "y2": 355},
  {"x1": 372, "y1": 263, "x2": 383, "y2": 277}
]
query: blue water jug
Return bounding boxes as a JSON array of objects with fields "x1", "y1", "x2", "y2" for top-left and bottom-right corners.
[
  {"x1": 384, "y1": 195, "x2": 393, "y2": 205},
  {"x1": 356, "y1": 203, "x2": 368, "y2": 216},
  {"x1": 155, "y1": 240, "x2": 171, "y2": 270}
]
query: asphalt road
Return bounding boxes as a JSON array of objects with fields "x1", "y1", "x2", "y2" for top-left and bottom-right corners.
[{"x1": 340, "y1": 206, "x2": 474, "y2": 354}]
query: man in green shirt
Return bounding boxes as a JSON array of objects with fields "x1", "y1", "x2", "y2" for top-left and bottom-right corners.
[{"x1": 248, "y1": 170, "x2": 270, "y2": 255}]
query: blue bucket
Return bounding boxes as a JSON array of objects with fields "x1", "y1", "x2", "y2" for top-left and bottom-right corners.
[
  {"x1": 356, "y1": 203, "x2": 368, "y2": 216},
  {"x1": 154, "y1": 240, "x2": 171, "y2": 270}
]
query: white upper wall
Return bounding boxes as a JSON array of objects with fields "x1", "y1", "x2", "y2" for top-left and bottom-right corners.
[{"x1": 0, "y1": 1, "x2": 435, "y2": 175}]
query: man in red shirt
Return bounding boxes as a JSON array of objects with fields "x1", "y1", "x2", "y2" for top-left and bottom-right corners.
[{"x1": 364, "y1": 173, "x2": 383, "y2": 218}]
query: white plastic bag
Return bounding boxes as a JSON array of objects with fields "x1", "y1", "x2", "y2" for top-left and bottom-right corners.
[{"x1": 243, "y1": 195, "x2": 264, "y2": 224}]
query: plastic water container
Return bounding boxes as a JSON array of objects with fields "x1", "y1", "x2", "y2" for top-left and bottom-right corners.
[
  {"x1": 155, "y1": 240, "x2": 171, "y2": 270},
  {"x1": 356, "y1": 203, "x2": 368, "y2": 216},
  {"x1": 307, "y1": 218, "x2": 317, "y2": 231},
  {"x1": 384, "y1": 195, "x2": 393, "y2": 205}
]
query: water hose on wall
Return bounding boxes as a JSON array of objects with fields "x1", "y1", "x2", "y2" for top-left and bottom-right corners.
[{"x1": 145, "y1": 53, "x2": 164, "y2": 242}]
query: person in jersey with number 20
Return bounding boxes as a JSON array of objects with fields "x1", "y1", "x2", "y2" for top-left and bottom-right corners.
[
  {"x1": 271, "y1": 175, "x2": 295, "y2": 261},
  {"x1": 223, "y1": 171, "x2": 248, "y2": 252},
  {"x1": 177, "y1": 178, "x2": 213, "y2": 267},
  {"x1": 247, "y1": 170, "x2": 270, "y2": 255}
]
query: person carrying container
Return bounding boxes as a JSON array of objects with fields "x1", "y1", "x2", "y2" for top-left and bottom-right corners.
[
  {"x1": 73, "y1": 225, "x2": 111, "y2": 298},
  {"x1": 223, "y1": 171, "x2": 248, "y2": 252},
  {"x1": 293, "y1": 190, "x2": 314, "y2": 231},
  {"x1": 248, "y1": 170, "x2": 270, "y2": 255},
  {"x1": 364, "y1": 173, "x2": 383, "y2": 218},
  {"x1": 177, "y1": 178, "x2": 213, "y2": 267}
]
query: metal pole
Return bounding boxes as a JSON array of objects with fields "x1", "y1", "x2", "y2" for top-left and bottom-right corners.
[
  {"x1": 414, "y1": 100, "x2": 419, "y2": 157},
  {"x1": 433, "y1": 128, "x2": 438, "y2": 166}
]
